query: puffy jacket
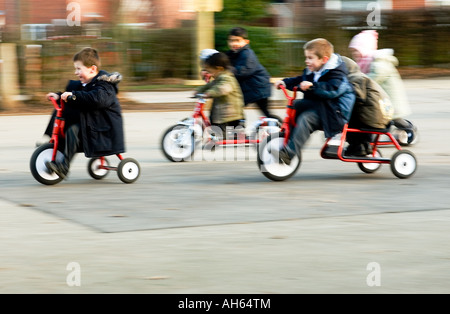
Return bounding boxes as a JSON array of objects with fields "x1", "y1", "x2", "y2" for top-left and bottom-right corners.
[
  {"x1": 369, "y1": 49, "x2": 411, "y2": 118},
  {"x1": 342, "y1": 56, "x2": 393, "y2": 129},
  {"x1": 196, "y1": 70, "x2": 245, "y2": 125}
]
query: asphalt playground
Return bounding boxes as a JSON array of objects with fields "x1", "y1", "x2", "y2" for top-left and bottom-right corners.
[{"x1": 0, "y1": 78, "x2": 449, "y2": 295}]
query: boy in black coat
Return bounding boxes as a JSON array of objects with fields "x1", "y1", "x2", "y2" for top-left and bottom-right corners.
[
  {"x1": 226, "y1": 27, "x2": 278, "y2": 120},
  {"x1": 45, "y1": 47, "x2": 125, "y2": 178}
]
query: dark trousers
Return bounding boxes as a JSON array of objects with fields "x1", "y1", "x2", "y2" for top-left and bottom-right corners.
[
  {"x1": 254, "y1": 98, "x2": 272, "y2": 118},
  {"x1": 286, "y1": 99, "x2": 323, "y2": 156},
  {"x1": 63, "y1": 124, "x2": 82, "y2": 167}
]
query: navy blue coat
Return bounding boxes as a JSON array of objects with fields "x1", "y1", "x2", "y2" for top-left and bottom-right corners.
[
  {"x1": 226, "y1": 45, "x2": 272, "y2": 104},
  {"x1": 66, "y1": 71, "x2": 125, "y2": 158},
  {"x1": 283, "y1": 54, "x2": 355, "y2": 138}
]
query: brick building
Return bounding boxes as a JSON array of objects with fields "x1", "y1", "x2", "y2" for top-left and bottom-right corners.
[{"x1": 0, "y1": 0, "x2": 196, "y2": 38}]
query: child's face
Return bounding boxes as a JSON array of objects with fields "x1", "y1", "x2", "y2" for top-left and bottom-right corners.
[
  {"x1": 204, "y1": 64, "x2": 224, "y2": 79},
  {"x1": 227, "y1": 35, "x2": 249, "y2": 52},
  {"x1": 74, "y1": 60, "x2": 98, "y2": 84},
  {"x1": 304, "y1": 49, "x2": 329, "y2": 72}
]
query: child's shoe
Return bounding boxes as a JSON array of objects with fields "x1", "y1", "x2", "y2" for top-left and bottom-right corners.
[
  {"x1": 278, "y1": 146, "x2": 295, "y2": 165},
  {"x1": 45, "y1": 161, "x2": 69, "y2": 179}
]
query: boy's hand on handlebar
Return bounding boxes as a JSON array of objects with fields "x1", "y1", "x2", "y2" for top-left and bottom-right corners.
[
  {"x1": 61, "y1": 92, "x2": 74, "y2": 102},
  {"x1": 275, "y1": 81, "x2": 286, "y2": 89},
  {"x1": 300, "y1": 81, "x2": 313, "y2": 91},
  {"x1": 46, "y1": 92, "x2": 59, "y2": 101}
]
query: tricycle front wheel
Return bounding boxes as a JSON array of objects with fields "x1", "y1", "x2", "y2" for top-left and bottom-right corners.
[
  {"x1": 257, "y1": 134, "x2": 301, "y2": 181},
  {"x1": 161, "y1": 124, "x2": 195, "y2": 162},
  {"x1": 30, "y1": 143, "x2": 65, "y2": 185}
]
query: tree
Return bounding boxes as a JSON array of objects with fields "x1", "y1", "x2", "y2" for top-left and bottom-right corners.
[{"x1": 215, "y1": 0, "x2": 272, "y2": 24}]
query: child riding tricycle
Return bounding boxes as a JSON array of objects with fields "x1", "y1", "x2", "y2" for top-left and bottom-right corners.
[
  {"x1": 257, "y1": 85, "x2": 417, "y2": 181},
  {"x1": 161, "y1": 51, "x2": 281, "y2": 162},
  {"x1": 30, "y1": 47, "x2": 140, "y2": 185}
]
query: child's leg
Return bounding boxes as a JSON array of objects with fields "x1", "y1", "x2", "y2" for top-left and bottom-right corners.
[
  {"x1": 287, "y1": 109, "x2": 322, "y2": 156},
  {"x1": 63, "y1": 123, "x2": 82, "y2": 168},
  {"x1": 294, "y1": 99, "x2": 316, "y2": 119},
  {"x1": 255, "y1": 98, "x2": 282, "y2": 121},
  {"x1": 255, "y1": 98, "x2": 271, "y2": 118}
]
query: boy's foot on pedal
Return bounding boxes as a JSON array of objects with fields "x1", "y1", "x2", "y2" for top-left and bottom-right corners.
[
  {"x1": 45, "y1": 161, "x2": 68, "y2": 179},
  {"x1": 269, "y1": 146, "x2": 294, "y2": 165},
  {"x1": 278, "y1": 147, "x2": 295, "y2": 165}
]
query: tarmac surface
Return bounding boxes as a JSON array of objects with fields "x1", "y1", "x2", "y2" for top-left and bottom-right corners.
[{"x1": 1, "y1": 78, "x2": 450, "y2": 295}]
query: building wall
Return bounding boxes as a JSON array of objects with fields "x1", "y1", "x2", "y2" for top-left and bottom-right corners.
[
  {"x1": 0, "y1": 0, "x2": 195, "y2": 29},
  {"x1": 151, "y1": 0, "x2": 195, "y2": 28},
  {"x1": 392, "y1": 0, "x2": 425, "y2": 10}
]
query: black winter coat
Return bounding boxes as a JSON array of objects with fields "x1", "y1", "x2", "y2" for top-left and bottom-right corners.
[
  {"x1": 66, "y1": 70, "x2": 125, "y2": 157},
  {"x1": 226, "y1": 45, "x2": 271, "y2": 104}
]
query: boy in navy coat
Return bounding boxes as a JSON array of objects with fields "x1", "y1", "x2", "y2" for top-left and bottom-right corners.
[
  {"x1": 45, "y1": 48, "x2": 125, "y2": 178},
  {"x1": 226, "y1": 27, "x2": 278, "y2": 120}
]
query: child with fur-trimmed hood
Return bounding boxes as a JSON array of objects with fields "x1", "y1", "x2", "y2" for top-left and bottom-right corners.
[{"x1": 44, "y1": 48, "x2": 125, "y2": 179}]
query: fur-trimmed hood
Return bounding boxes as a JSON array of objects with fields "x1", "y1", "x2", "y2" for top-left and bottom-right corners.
[
  {"x1": 97, "y1": 71, "x2": 122, "y2": 84},
  {"x1": 94, "y1": 70, "x2": 122, "y2": 94}
]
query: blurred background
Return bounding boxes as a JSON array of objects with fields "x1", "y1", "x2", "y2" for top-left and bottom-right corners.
[{"x1": 0, "y1": 0, "x2": 449, "y2": 110}]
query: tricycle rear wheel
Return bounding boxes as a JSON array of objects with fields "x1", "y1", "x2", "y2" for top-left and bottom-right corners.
[
  {"x1": 117, "y1": 158, "x2": 141, "y2": 184},
  {"x1": 88, "y1": 157, "x2": 110, "y2": 180}
]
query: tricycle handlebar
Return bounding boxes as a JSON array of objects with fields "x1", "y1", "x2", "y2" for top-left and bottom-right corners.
[
  {"x1": 279, "y1": 85, "x2": 297, "y2": 100},
  {"x1": 49, "y1": 95, "x2": 76, "y2": 110}
]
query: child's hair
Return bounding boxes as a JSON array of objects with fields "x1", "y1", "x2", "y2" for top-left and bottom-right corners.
[
  {"x1": 204, "y1": 52, "x2": 231, "y2": 70},
  {"x1": 73, "y1": 47, "x2": 101, "y2": 68},
  {"x1": 228, "y1": 27, "x2": 248, "y2": 39},
  {"x1": 303, "y1": 38, "x2": 334, "y2": 59}
]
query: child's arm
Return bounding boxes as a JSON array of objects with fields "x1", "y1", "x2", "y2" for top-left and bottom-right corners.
[
  {"x1": 280, "y1": 76, "x2": 303, "y2": 91},
  {"x1": 307, "y1": 72, "x2": 351, "y2": 99},
  {"x1": 196, "y1": 76, "x2": 233, "y2": 98},
  {"x1": 68, "y1": 83, "x2": 117, "y2": 110}
]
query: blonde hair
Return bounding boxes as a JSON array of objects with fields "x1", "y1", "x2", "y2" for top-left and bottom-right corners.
[
  {"x1": 73, "y1": 47, "x2": 101, "y2": 68},
  {"x1": 304, "y1": 38, "x2": 334, "y2": 59}
]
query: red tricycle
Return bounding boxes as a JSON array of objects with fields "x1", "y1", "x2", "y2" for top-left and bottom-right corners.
[
  {"x1": 160, "y1": 93, "x2": 281, "y2": 162},
  {"x1": 257, "y1": 85, "x2": 418, "y2": 181},
  {"x1": 30, "y1": 97, "x2": 141, "y2": 185}
]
